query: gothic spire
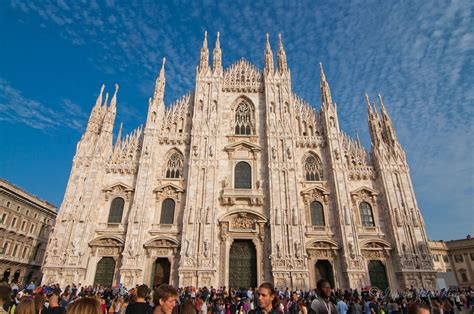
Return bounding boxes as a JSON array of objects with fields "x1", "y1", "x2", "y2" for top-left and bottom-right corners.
[
  {"x1": 320, "y1": 63, "x2": 333, "y2": 107},
  {"x1": 277, "y1": 33, "x2": 288, "y2": 73},
  {"x1": 95, "y1": 84, "x2": 105, "y2": 109},
  {"x1": 153, "y1": 58, "x2": 166, "y2": 104},
  {"x1": 109, "y1": 83, "x2": 119, "y2": 111},
  {"x1": 212, "y1": 32, "x2": 222, "y2": 74},
  {"x1": 199, "y1": 31, "x2": 209, "y2": 72},
  {"x1": 264, "y1": 33, "x2": 274, "y2": 75},
  {"x1": 114, "y1": 122, "x2": 123, "y2": 152}
]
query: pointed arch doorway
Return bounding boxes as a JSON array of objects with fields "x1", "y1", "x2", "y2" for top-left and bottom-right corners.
[
  {"x1": 229, "y1": 240, "x2": 257, "y2": 289},
  {"x1": 315, "y1": 260, "x2": 335, "y2": 288},
  {"x1": 368, "y1": 260, "x2": 388, "y2": 290},
  {"x1": 152, "y1": 258, "x2": 171, "y2": 287}
]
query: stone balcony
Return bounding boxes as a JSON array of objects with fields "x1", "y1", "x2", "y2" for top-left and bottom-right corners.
[{"x1": 220, "y1": 188, "x2": 264, "y2": 206}]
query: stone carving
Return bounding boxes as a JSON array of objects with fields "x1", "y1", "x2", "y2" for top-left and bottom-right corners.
[
  {"x1": 203, "y1": 239, "x2": 210, "y2": 257},
  {"x1": 294, "y1": 241, "x2": 301, "y2": 258},
  {"x1": 277, "y1": 241, "x2": 282, "y2": 258},
  {"x1": 292, "y1": 207, "x2": 298, "y2": 225},
  {"x1": 232, "y1": 213, "x2": 254, "y2": 229},
  {"x1": 275, "y1": 207, "x2": 281, "y2": 225},
  {"x1": 184, "y1": 239, "x2": 190, "y2": 257},
  {"x1": 205, "y1": 207, "x2": 211, "y2": 224}
]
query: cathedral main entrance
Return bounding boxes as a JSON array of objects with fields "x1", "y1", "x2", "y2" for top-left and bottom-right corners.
[
  {"x1": 229, "y1": 240, "x2": 257, "y2": 289},
  {"x1": 315, "y1": 260, "x2": 335, "y2": 288},
  {"x1": 152, "y1": 258, "x2": 171, "y2": 287},
  {"x1": 93, "y1": 257, "x2": 115, "y2": 287},
  {"x1": 368, "y1": 260, "x2": 388, "y2": 290}
]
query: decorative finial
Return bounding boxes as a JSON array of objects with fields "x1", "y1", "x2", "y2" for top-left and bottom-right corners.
[
  {"x1": 203, "y1": 30, "x2": 208, "y2": 48},
  {"x1": 95, "y1": 84, "x2": 105, "y2": 107}
]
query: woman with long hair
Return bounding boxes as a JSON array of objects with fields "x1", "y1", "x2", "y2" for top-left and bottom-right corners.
[
  {"x1": 67, "y1": 297, "x2": 102, "y2": 314},
  {"x1": 16, "y1": 298, "x2": 36, "y2": 314}
]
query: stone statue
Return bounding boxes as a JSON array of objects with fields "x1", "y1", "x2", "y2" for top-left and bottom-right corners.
[
  {"x1": 277, "y1": 241, "x2": 282, "y2": 258},
  {"x1": 184, "y1": 239, "x2": 190, "y2": 257},
  {"x1": 292, "y1": 207, "x2": 298, "y2": 225},
  {"x1": 204, "y1": 239, "x2": 209, "y2": 257},
  {"x1": 294, "y1": 241, "x2": 301, "y2": 258},
  {"x1": 275, "y1": 207, "x2": 281, "y2": 225},
  {"x1": 205, "y1": 207, "x2": 211, "y2": 224},
  {"x1": 188, "y1": 207, "x2": 194, "y2": 224}
]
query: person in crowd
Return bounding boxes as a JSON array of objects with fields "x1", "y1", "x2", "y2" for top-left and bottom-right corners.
[
  {"x1": 0, "y1": 284, "x2": 12, "y2": 313},
  {"x1": 44, "y1": 292, "x2": 65, "y2": 314},
  {"x1": 16, "y1": 297, "x2": 36, "y2": 314},
  {"x1": 67, "y1": 297, "x2": 102, "y2": 314},
  {"x1": 310, "y1": 279, "x2": 337, "y2": 314},
  {"x1": 406, "y1": 302, "x2": 430, "y2": 314},
  {"x1": 337, "y1": 296, "x2": 348, "y2": 314},
  {"x1": 251, "y1": 282, "x2": 278, "y2": 314},
  {"x1": 125, "y1": 284, "x2": 153, "y2": 314},
  {"x1": 153, "y1": 284, "x2": 178, "y2": 314}
]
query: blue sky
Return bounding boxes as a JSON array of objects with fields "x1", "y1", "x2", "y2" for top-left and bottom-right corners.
[{"x1": 0, "y1": 1, "x2": 472, "y2": 240}]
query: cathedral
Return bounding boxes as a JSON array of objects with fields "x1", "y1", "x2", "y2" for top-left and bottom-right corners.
[{"x1": 42, "y1": 32, "x2": 436, "y2": 290}]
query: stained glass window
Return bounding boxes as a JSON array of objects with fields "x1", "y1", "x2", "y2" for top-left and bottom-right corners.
[
  {"x1": 160, "y1": 198, "x2": 175, "y2": 224},
  {"x1": 310, "y1": 201, "x2": 325, "y2": 226},
  {"x1": 360, "y1": 202, "x2": 375, "y2": 227},
  {"x1": 235, "y1": 162, "x2": 252, "y2": 189},
  {"x1": 235, "y1": 102, "x2": 254, "y2": 135},
  {"x1": 165, "y1": 152, "x2": 183, "y2": 178},
  {"x1": 304, "y1": 155, "x2": 323, "y2": 181},
  {"x1": 108, "y1": 197, "x2": 124, "y2": 223}
]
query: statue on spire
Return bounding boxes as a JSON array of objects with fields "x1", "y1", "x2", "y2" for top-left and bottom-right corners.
[
  {"x1": 264, "y1": 33, "x2": 274, "y2": 75},
  {"x1": 277, "y1": 33, "x2": 288, "y2": 73},
  {"x1": 212, "y1": 32, "x2": 222, "y2": 74},
  {"x1": 199, "y1": 31, "x2": 209, "y2": 72}
]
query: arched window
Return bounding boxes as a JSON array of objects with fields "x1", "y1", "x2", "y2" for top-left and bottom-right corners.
[
  {"x1": 108, "y1": 197, "x2": 125, "y2": 223},
  {"x1": 310, "y1": 201, "x2": 325, "y2": 226},
  {"x1": 234, "y1": 102, "x2": 254, "y2": 135},
  {"x1": 165, "y1": 151, "x2": 184, "y2": 178},
  {"x1": 360, "y1": 202, "x2": 375, "y2": 227},
  {"x1": 234, "y1": 162, "x2": 252, "y2": 189},
  {"x1": 160, "y1": 199, "x2": 175, "y2": 224},
  {"x1": 304, "y1": 154, "x2": 323, "y2": 181}
]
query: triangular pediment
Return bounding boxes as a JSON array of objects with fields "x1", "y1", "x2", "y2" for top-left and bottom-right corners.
[
  {"x1": 301, "y1": 184, "x2": 330, "y2": 195},
  {"x1": 224, "y1": 140, "x2": 261, "y2": 152},
  {"x1": 153, "y1": 183, "x2": 184, "y2": 193},
  {"x1": 350, "y1": 186, "x2": 378, "y2": 196},
  {"x1": 103, "y1": 182, "x2": 134, "y2": 192}
]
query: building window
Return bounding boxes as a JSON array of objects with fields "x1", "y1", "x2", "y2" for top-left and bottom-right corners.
[
  {"x1": 304, "y1": 154, "x2": 323, "y2": 181},
  {"x1": 310, "y1": 201, "x2": 325, "y2": 226},
  {"x1": 433, "y1": 254, "x2": 439, "y2": 262},
  {"x1": 33, "y1": 243, "x2": 41, "y2": 261},
  {"x1": 1, "y1": 242, "x2": 9, "y2": 255},
  {"x1": 470, "y1": 252, "x2": 474, "y2": 261},
  {"x1": 6, "y1": 201, "x2": 10, "y2": 208},
  {"x1": 160, "y1": 199, "x2": 175, "y2": 224},
  {"x1": 359, "y1": 202, "x2": 375, "y2": 227},
  {"x1": 443, "y1": 255, "x2": 449, "y2": 263},
  {"x1": 107, "y1": 197, "x2": 125, "y2": 224},
  {"x1": 165, "y1": 151, "x2": 184, "y2": 178},
  {"x1": 30, "y1": 224, "x2": 35, "y2": 234},
  {"x1": 16, "y1": 206, "x2": 20, "y2": 211},
  {"x1": 11, "y1": 217, "x2": 17, "y2": 228},
  {"x1": 234, "y1": 102, "x2": 254, "y2": 135},
  {"x1": 0, "y1": 213, "x2": 6, "y2": 224},
  {"x1": 21, "y1": 221, "x2": 26, "y2": 231},
  {"x1": 460, "y1": 272, "x2": 468, "y2": 282},
  {"x1": 454, "y1": 254, "x2": 464, "y2": 263},
  {"x1": 22, "y1": 247, "x2": 28, "y2": 259},
  {"x1": 234, "y1": 162, "x2": 252, "y2": 189},
  {"x1": 12, "y1": 244, "x2": 19, "y2": 257}
]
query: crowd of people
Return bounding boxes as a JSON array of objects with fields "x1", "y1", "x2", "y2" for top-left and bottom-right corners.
[{"x1": 0, "y1": 278, "x2": 472, "y2": 314}]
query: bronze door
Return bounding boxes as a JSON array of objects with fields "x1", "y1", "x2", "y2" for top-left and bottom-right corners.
[
  {"x1": 315, "y1": 260, "x2": 335, "y2": 288},
  {"x1": 93, "y1": 257, "x2": 116, "y2": 287},
  {"x1": 153, "y1": 258, "x2": 171, "y2": 287},
  {"x1": 368, "y1": 260, "x2": 389, "y2": 290},
  {"x1": 229, "y1": 240, "x2": 257, "y2": 289}
]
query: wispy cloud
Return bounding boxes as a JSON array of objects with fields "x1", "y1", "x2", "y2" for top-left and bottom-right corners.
[
  {"x1": 6, "y1": 0, "x2": 474, "y2": 239},
  {"x1": 0, "y1": 78, "x2": 88, "y2": 131}
]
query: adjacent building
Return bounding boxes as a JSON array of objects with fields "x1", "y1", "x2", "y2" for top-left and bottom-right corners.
[
  {"x1": 0, "y1": 178, "x2": 57, "y2": 285},
  {"x1": 42, "y1": 32, "x2": 436, "y2": 290}
]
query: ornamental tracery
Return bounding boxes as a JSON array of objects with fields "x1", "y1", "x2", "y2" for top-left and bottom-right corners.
[
  {"x1": 303, "y1": 152, "x2": 323, "y2": 181},
  {"x1": 165, "y1": 150, "x2": 184, "y2": 178},
  {"x1": 234, "y1": 101, "x2": 255, "y2": 135}
]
